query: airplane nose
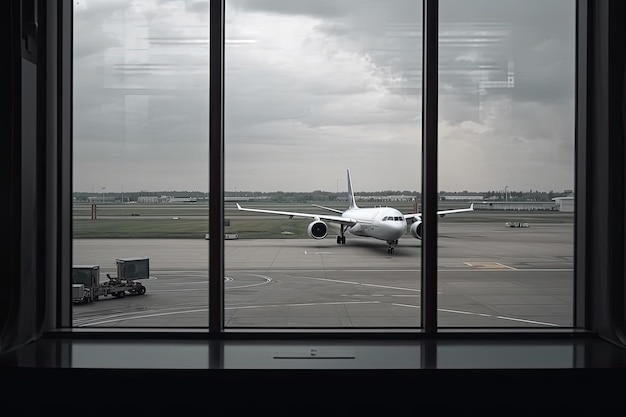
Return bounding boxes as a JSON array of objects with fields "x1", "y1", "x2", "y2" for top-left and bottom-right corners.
[
  {"x1": 386, "y1": 221, "x2": 406, "y2": 240},
  {"x1": 396, "y1": 221, "x2": 407, "y2": 236}
]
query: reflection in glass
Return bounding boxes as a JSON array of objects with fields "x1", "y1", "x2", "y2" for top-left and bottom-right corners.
[
  {"x1": 437, "y1": 0, "x2": 575, "y2": 327},
  {"x1": 72, "y1": 1, "x2": 210, "y2": 327}
]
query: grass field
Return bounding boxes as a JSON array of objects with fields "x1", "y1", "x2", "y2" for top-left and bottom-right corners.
[
  {"x1": 72, "y1": 201, "x2": 573, "y2": 239},
  {"x1": 73, "y1": 217, "x2": 313, "y2": 239}
]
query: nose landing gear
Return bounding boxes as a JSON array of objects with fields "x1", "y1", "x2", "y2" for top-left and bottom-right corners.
[{"x1": 386, "y1": 240, "x2": 398, "y2": 254}]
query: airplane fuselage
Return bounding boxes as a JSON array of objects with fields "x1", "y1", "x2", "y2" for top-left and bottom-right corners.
[{"x1": 342, "y1": 207, "x2": 407, "y2": 242}]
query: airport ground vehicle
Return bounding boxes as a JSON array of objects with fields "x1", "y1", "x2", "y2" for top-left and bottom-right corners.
[
  {"x1": 505, "y1": 221, "x2": 530, "y2": 228},
  {"x1": 72, "y1": 257, "x2": 150, "y2": 303}
]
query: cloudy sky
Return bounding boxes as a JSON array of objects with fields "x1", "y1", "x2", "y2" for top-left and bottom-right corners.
[{"x1": 73, "y1": 0, "x2": 575, "y2": 193}]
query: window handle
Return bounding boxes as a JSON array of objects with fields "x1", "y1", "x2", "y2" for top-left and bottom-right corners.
[{"x1": 21, "y1": 0, "x2": 38, "y2": 62}]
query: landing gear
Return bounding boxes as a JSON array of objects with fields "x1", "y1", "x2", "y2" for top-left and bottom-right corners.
[
  {"x1": 386, "y1": 240, "x2": 396, "y2": 254},
  {"x1": 336, "y1": 225, "x2": 346, "y2": 245}
]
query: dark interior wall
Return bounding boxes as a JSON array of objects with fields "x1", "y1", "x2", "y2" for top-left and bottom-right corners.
[
  {"x1": 1, "y1": 0, "x2": 25, "y2": 355},
  {"x1": 612, "y1": 0, "x2": 626, "y2": 346},
  {"x1": 0, "y1": 1, "x2": 11, "y2": 350},
  {"x1": 586, "y1": 0, "x2": 626, "y2": 345},
  {"x1": 1, "y1": 0, "x2": 71, "y2": 356}
]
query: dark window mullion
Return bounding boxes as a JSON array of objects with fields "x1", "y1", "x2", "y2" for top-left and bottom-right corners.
[
  {"x1": 421, "y1": 0, "x2": 438, "y2": 333},
  {"x1": 574, "y1": 0, "x2": 587, "y2": 330},
  {"x1": 209, "y1": 0, "x2": 225, "y2": 333},
  {"x1": 57, "y1": 0, "x2": 73, "y2": 329}
]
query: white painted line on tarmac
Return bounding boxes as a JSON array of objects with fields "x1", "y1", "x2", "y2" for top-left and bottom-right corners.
[
  {"x1": 391, "y1": 304, "x2": 561, "y2": 327},
  {"x1": 80, "y1": 308, "x2": 210, "y2": 326},
  {"x1": 241, "y1": 268, "x2": 573, "y2": 273},
  {"x1": 439, "y1": 308, "x2": 476, "y2": 315},
  {"x1": 361, "y1": 283, "x2": 421, "y2": 292},
  {"x1": 495, "y1": 315, "x2": 561, "y2": 327},
  {"x1": 157, "y1": 281, "x2": 209, "y2": 285},
  {"x1": 296, "y1": 276, "x2": 422, "y2": 292},
  {"x1": 463, "y1": 261, "x2": 517, "y2": 270},
  {"x1": 228, "y1": 282, "x2": 272, "y2": 290},
  {"x1": 227, "y1": 301, "x2": 379, "y2": 309},
  {"x1": 78, "y1": 301, "x2": 381, "y2": 326}
]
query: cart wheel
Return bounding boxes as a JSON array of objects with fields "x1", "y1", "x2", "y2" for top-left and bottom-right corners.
[{"x1": 137, "y1": 286, "x2": 146, "y2": 295}]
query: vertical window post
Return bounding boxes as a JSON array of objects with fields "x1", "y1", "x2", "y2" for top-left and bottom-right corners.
[
  {"x1": 421, "y1": 0, "x2": 438, "y2": 333},
  {"x1": 574, "y1": 0, "x2": 588, "y2": 330},
  {"x1": 209, "y1": 0, "x2": 225, "y2": 332}
]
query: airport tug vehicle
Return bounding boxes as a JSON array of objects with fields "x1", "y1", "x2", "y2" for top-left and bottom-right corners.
[{"x1": 72, "y1": 257, "x2": 150, "y2": 303}]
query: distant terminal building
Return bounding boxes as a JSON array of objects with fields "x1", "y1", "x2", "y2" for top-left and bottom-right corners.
[
  {"x1": 225, "y1": 196, "x2": 271, "y2": 202},
  {"x1": 473, "y1": 202, "x2": 557, "y2": 211},
  {"x1": 225, "y1": 196, "x2": 253, "y2": 202},
  {"x1": 553, "y1": 196, "x2": 574, "y2": 212},
  {"x1": 86, "y1": 196, "x2": 116, "y2": 203},
  {"x1": 357, "y1": 195, "x2": 415, "y2": 202},
  {"x1": 168, "y1": 196, "x2": 198, "y2": 203},
  {"x1": 137, "y1": 196, "x2": 198, "y2": 203},
  {"x1": 440, "y1": 194, "x2": 484, "y2": 201},
  {"x1": 337, "y1": 195, "x2": 416, "y2": 202},
  {"x1": 137, "y1": 196, "x2": 161, "y2": 204}
]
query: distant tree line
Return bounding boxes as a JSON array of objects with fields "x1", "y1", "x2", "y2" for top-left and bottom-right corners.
[{"x1": 73, "y1": 189, "x2": 572, "y2": 203}]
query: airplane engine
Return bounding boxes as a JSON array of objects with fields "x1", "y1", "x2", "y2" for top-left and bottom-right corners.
[
  {"x1": 307, "y1": 220, "x2": 328, "y2": 239},
  {"x1": 409, "y1": 221, "x2": 423, "y2": 239}
]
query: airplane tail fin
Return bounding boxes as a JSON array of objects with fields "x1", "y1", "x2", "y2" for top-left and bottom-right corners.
[{"x1": 347, "y1": 169, "x2": 359, "y2": 209}]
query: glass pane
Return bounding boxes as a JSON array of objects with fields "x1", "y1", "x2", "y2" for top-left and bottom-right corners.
[
  {"x1": 72, "y1": 1, "x2": 210, "y2": 327},
  {"x1": 437, "y1": 0, "x2": 575, "y2": 327},
  {"x1": 225, "y1": 1, "x2": 423, "y2": 327}
]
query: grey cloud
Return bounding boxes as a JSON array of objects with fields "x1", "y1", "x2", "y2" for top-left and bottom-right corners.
[
  {"x1": 229, "y1": 0, "x2": 574, "y2": 106},
  {"x1": 228, "y1": 0, "x2": 354, "y2": 18},
  {"x1": 73, "y1": 0, "x2": 575, "y2": 192}
]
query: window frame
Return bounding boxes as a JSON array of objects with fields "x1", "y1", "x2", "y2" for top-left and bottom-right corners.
[{"x1": 39, "y1": 0, "x2": 624, "y2": 344}]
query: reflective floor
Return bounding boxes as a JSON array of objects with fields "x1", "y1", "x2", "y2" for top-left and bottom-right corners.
[
  {"x1": 3, "y1": 334, "x2": 626, "y2": 414},
  {"x1": 4, "y1": 333, "x2": 626, "y2": 369}
]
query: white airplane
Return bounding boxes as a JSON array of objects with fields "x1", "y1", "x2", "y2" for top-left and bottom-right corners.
[{"x1": 236, "y1": 169, "x2": 474, "y2": 254}]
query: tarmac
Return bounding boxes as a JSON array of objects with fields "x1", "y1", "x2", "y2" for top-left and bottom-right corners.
[{"x1": 72, "y1": 220, "x2": 573, "y2": 329}]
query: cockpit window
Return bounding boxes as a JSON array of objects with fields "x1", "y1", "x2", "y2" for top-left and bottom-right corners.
[{"x1": 383, "y1": 216, "x2": 404, "y2": 221}]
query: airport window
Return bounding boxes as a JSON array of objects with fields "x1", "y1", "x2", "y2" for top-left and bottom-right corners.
[
  {"x1": 70, "y1": 0, "x2": 577, "y2": 332},
  {"x1": 72, "y1": 1, "x2": 211, "y2": 328},
  {"x1": 437, "y1": 0, "x2": 575, "y2": 328},
  {"x1": 224, "y1": 0, "x2": 423, "y2": 328}
]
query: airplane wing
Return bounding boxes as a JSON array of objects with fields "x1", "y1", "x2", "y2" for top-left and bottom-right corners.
[
  {"x1": 312, "y1": 204, "x2": 344, "y2": 214},
  {"x1": 404, "y1": 203, "x2": 474, "y2": 221},
  {"x1": 436, "y1": 202, "x2": 475, "y2": 217},
  {"x1": 236, "y1": 203, "x2": 362, "y2": 226}
]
